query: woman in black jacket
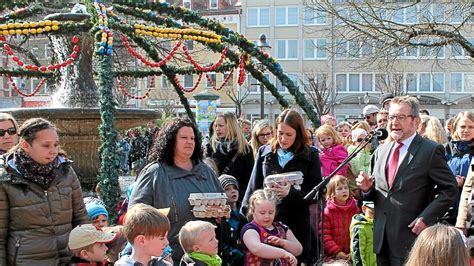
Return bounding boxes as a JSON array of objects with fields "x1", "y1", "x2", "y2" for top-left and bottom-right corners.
[
  {"x1": 242, "y1": 109, "x2": 323, "y2": 265},
  {"x1": 205, "y1": 112, "x2": 254, "y2": 199}
]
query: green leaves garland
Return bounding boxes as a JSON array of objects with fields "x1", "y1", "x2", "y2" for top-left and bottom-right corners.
[
  {"x1": 112, "y1": 1, "x2": 319, "y2": 126},
  {"x1": 96, "y1": 54, "x2": 121, "y2": 224}
]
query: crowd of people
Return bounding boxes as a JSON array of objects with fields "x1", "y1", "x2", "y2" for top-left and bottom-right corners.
[{"x1": 0, "y1": 94, "x2": 472, "y2": 266}]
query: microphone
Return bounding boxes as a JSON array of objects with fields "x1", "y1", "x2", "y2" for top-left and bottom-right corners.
[{"x1": 371, "y1": 128, "x2": 388, "y2": 140}]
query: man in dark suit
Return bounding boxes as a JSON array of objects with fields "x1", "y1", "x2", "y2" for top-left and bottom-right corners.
[{"x1": 356, "y1": 96, "x2": 458, "y2": 266}]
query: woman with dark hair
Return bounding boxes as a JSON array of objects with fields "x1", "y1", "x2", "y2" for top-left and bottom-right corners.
[
  {"x1": 0, "y1": 118, "x2": 88, "y2": 265},
  {"x1": 129, "y1": 117, "x2": 223, "y2": 263},
  {"x1": 242, "y1": 109, "x2": 323, "y2": 265},
  {"x1": 206, "y1": 112, "x2": 254, "y2": 199}
]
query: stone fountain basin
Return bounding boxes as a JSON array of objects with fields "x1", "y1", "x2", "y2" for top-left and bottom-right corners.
[{"x1": 1, "y1": 107, "x2": 160, "y2": 188}]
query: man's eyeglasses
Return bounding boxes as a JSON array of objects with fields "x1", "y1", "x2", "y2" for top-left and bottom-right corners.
[
  {"x1": 365, "y1": 115, "x2": 373, "y2": 119},
  {"x1": 388, "y1": 114, "x2": 414, "y2": 122},
  {"x1": 258, "y1": 132, "x2": 272, "y2": 138},
  {"x1": 0, "y1": 127, "x2": 17, "y2": 137}
]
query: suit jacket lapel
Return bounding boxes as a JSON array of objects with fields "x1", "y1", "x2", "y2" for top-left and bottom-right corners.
[
  {"x1": 391, "y1": 134, "x2": 422, "y2": 189},
  {"x1": 379, "y1": 142, "x2": 393, "y2": 191}
]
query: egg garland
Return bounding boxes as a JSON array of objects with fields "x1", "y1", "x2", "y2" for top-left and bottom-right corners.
[
  {"x1": 6, "y1": 75, "x2": 47, "y2": 97},
  {"x1": 0, "y1": 20, "x2": 60, "y2": 36},
  {"x1": 94, "y1": 1, "x2": 113, "y2": 56},
  {"x1": 133, "y1": 23, "x2": 221, "y2": 44}
]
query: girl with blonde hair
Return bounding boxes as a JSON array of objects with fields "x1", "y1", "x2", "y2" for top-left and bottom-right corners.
[
  {"x1": 405, "y1": 223, "x2": 469, "y2": 266},
  {"x1": 206, "y1": 112, "x2": 254, "y2": 199},
  {"x1": 315, "y1": 124, "x2": 349, "y2": 177},
  {"x1": 423, "y1": 116, "x2": 449, "y2": 144}
]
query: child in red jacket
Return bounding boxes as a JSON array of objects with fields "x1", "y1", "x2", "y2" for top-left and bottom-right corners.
[{"x1": 319, "y1": 175, "x2": 360, "y2": 262}]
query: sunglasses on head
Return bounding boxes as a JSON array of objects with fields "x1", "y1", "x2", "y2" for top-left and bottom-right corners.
[{"x1": 0, "y1": 127, "x2": 17, "y2": 137}]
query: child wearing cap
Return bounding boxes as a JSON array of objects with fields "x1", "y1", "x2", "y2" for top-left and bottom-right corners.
[
  {"x1": 179, "y1": 220, "x2": 221, "y2": 266},
  {"x1": 68, "y1": 224, "x2": 116, "y2": 265},
  {"x1": 115, "y1": 203, "x2": 171, "y2": 266},
  {"x1": 350, "y1": 201, "x2": 376, "y2": 266},
  {"x1": 85, "y1": 198, "x2": 109, "y2": 229},
  {"x1": 217, "y1": 174, "x2": 247, "y2": 265}
]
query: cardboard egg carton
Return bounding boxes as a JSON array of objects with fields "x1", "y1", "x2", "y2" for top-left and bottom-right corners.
[
  {"x1": 264, "y1": 171, "x2": 304, "y2": 190},
  {"x1": 192, "y1": 205, "x2": 231, "y2": 218},
  {"x1": 188, "y1": 193, "x2": 228, "y2": 206}
]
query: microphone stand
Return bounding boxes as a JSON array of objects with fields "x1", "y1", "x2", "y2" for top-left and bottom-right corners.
[{"x1": 304, "y1": 132, "x2": 377, "y2": 266}]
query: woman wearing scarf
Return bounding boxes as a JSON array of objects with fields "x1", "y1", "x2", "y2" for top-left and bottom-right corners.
[
  {"x1": 445, "y1": 111, "x2": 474, "y2": 225},
  {"x1": 0, "y1": 118, "x2": 88, "y2": 265},
  {"x1": 205, "y1": 112, "x2": 254, "y2": 200},
  {"x1": 242, "y1": 109, "x2": 323, "y2": 265}
]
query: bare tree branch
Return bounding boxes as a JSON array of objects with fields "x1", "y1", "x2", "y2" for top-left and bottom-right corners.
[{"x1": 301, "y1": 71, "x2": 337, "y2": 116}]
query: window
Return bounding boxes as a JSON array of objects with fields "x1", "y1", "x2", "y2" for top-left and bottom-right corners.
[
  {"x1": 183, "y1": 74, "x2": 193, "y2": 88},
  {"x1": 405, "y1": 73, "x2": 445, "y2": 92},
  {"x1": 335, "y1": 73, "x2": 376, "y2": 92},
  {"x1": 223, "y1": 72, "x2": 233, "y2": 87},
  {"x1": 276, "y1": 7, "x2": 299, "y2": 26},
  {"x1": 206, "y1": 73, "x2": 216, "y2": 88},
  {"x1": 277, "y1": 73, "x2": 298, "y2": 92},
  {"x1": 336, "y1": 40, "x2": 372, "y2": 58},
  {"x1": 304, "y1": 39, "x2": 327, "y2": 59},
  {"x1": 304, "y1": 6, "x2": 327, "y2": 25},
  {"x1": 209, "y1": 0, "x2": 218, "y2": 9},
  {"x1": 247, "y1": 74, "x2": 270, "y2": 93},
  {"x1": 393, "y1": 5, "x2": 418, "y2": 24},
  {"x1": 336, "y1": 74, "x2": 347, "y2": 92},
  {"x1": 275, "y1": 40, "x2": 298, "y2": 59},
  {"x1": 183, "y1": 0, "x2": 191, "y2": 9},
  {"x1": 335, "y1": 40, "x2": 348, "y2": 58},
  {"x1": 452, "y1": 38, "x2": 474, "y2": 57},
  {"x1": 248, "y1": 8, "x2": 270, "y2": 27},
  {"x1": 161, "y1": 76, "x2": 170, "y2": 90},
  {"x1": 450, "y1": 73, "x2": 464, "y2": 92},
  {"x1": 184, "y1": 40, "x2": 193, "y2": 50}
]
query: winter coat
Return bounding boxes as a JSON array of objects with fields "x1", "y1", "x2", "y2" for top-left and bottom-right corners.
[
  {"x1": 350, "y1": 214, "x2": 376, "y2": 266},
  {"x1": 205, "y1": 142, "x2": 254, "y2": 200},
  {"x1": 319, "y1": 144, "x2": 349, "y2": 177},
  {"x1": 128, "y1": 160, "x2": 223, "y2": 263},
  {"x1": 0, "y1": 153, "x2": 88, "y2": 265},
  {"x1": 319, "y1": 197, "x2": 360, "y2": 258},
  {"x1": 242, "y1": 144, "x2": 323, "y2": 264},
  {"x1": 347, "y1": 145, "x2": 371, "y2": 175}
]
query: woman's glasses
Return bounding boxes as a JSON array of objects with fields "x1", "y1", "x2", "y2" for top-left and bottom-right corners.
[
  {"x1": 258, "y1": 132, "x2": 272, "y2": 138},
  {"x1": 0, "y1": 127, "x2": 17, "y2": 137}
]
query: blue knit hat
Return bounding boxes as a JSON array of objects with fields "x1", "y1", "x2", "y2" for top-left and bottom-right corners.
[{"x1": 85, "y1": 200, "x2": 109, "y2": 220}]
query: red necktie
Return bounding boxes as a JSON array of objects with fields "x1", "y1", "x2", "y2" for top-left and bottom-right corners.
[{"x1": 387, "y1": 142, "x2": 403, "y2": 188}]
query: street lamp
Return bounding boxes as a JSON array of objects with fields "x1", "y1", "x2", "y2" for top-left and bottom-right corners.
[{"x1": 256, "y1": 33, "x2": 271, "y2": 119}]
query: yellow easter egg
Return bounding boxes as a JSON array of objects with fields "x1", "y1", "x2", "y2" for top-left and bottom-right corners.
[
  {"x1": 52, "y1": 21, "x2": 59, "y2": 26},
  {"x1": 22, "y1": 29, "x2": 29, "y2": 34},
  {"x1": 2, "y1": 30, "x2": 8, "y2": 35},
  {"x1": 37, "y1": 28, "x2": 43, "y2": 34},
  {"x1": 14, "y1": 22, "x2": 21, "y2": 28},
  {"x1": 29, "y1": 28, "x2": 37, "y2": 34},
  {"x1": 9, "y1": 29, "x2": 15, "y2": 35},
  {"x1": 0, "y1": 25, "x2": 7, "y2": 30},
  {"x1": 45, "y1": 20, "x2": 52, "y2": 26},
  {"x1": 51, "y1": 25, "x2": 59, "y2": 31},
  {"x1": 30, "y1": 22, "x2": 37, "y2": 27},
  {"x1": 44, "y1": 26, "x2": 51, "y2": 32},
  {"x1": 7, "y1": 23, "x2": 15, "y2": 29},
  {"x1": 38, "y1": 21, "x2": 45, "y2": 27},
  {"x1": 22, "y1": 22, "x2": 29, "y2": 28},
  {"x1": 15, "y1": 29, "x2": 22, "y2": 35}
]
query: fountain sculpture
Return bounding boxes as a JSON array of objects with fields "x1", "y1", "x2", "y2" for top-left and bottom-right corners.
[{"x1": 3, "y1": 10, "x2": 159, "y2": 189}]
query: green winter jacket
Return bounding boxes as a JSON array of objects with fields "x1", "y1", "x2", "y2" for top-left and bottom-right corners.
[
  {"x1": 350, "y1": 214, "x2": 376, "y2": 266},
  {"x1": 0, "y1": 154, "x2": 88, "y2": 265}
]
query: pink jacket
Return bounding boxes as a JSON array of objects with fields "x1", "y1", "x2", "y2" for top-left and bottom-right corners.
[
  {"x1": 319, "y1": 197, "x2": 360, "y2": 258},
  {"x1": 319, "y1": 144, "x2": 349, "y2": 177}
]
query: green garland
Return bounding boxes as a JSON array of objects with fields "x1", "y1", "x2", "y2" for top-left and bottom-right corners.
[
  {"x1": 96, "y1": 42, "x2": 120, "y2": 224},
  {"x1": 0, "y1": 68, "x2": 53, "y2": 77},
  {"x1": 112, "y1": 6, "x2": 290, "y2": 117},
  {"x1": 110, "y1": 20, "x2": 196, "y2": 122},
  {"x1": 112, "y1": 2, "x2": 320, "y2": 125}
]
